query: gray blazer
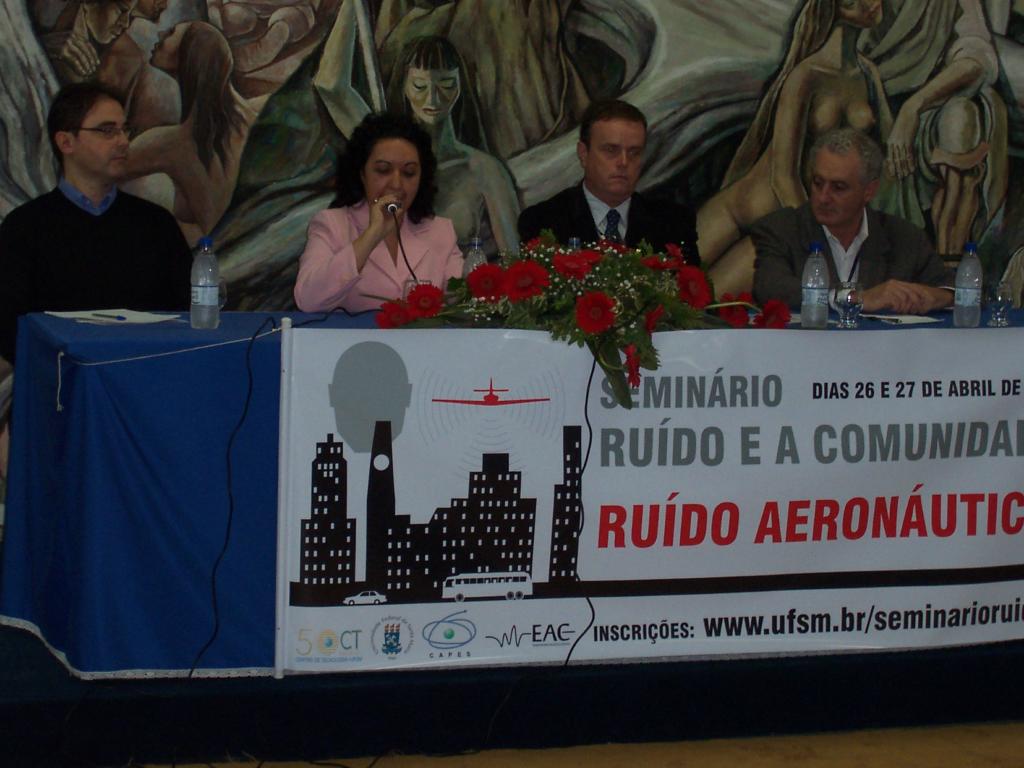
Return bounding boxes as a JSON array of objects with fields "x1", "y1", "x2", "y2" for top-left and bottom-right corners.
[{"x1": 750, "y1": 203, "x2": 949, "y2": 308}]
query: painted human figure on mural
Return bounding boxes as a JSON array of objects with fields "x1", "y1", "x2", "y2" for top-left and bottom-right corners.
[
  {"x1": 34, "y1": 0, "x2": 163, "y2": 83},
  {"x1": 371, "y1": 0, "x2": 587, "y2": 159},
  {"x1": 208, "y1": 0, "x2": 324, "y2": 77},
  {"x1": 120, "y1": 20, "x2": 261, "y2": 242},
  {"x1": 387, "y1": 36, "x2": 520, "y2": 255},
  {"x1": 859, "y1": 0, "x2": 1008, "y2": 261},
  {"x1": 696, "y1": 0, "x2": 893, "y2": 296},
  {"x1": 31, "y1": 0, "x2": 182, "y2": 132},
  {"x1": 314, "y1": 0, "x2": 520, "y2": 255}
]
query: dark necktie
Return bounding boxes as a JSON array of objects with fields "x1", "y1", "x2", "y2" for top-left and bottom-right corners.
[{"x1": 604, "y1": 209, "x2": 622, "y2": 242}]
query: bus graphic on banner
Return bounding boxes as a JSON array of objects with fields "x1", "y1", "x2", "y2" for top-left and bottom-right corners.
[{"x1": 442, "y1": 572, "x2": 534, "y2": 602}]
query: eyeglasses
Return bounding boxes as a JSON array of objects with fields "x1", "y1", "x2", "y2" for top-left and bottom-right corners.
[{"x1": 76, "y1": 124, "x2": 135, "y2": 140}]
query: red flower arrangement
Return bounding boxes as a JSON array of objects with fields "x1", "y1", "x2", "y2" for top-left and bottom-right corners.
[{"x1": 374, "y1": 233, "x2": 792, "y2": 406}]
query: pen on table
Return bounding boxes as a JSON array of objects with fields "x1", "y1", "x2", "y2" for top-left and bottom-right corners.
[
  {"x1": 92, "y1": 313, "x2": 127, "y2": 321},
  {"x1": 864, "y1": 314, "x2": 901, "y2": 325}
]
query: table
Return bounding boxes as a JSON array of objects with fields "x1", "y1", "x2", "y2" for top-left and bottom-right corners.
[
  {"x1": 0, "y1": 311, "x2": 375, "y2": 676},
  {"x1": 0, "y1": 309, "x2": 1017, "y2": 676}
]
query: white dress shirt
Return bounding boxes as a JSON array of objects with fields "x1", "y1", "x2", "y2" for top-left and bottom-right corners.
[
  {"x1": 582, "y1": 184, "x2": 632, "y2": 241},
  {"x1": 823, "y1": 209, "x2": 870, "y2": 284}
]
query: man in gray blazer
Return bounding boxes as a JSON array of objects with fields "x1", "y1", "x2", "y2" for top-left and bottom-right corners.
[{"x1": 751, "y1": 128, "x2": 951, "y2": 314}]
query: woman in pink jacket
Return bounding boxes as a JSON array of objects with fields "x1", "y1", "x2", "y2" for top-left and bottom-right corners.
[{"x1": 294, "y1": 113, "x2": 463, "y2": 312}]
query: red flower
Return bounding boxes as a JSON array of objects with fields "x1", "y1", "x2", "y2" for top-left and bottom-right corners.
[
  {"x1": 405, "y1": 283, "x2": 445, "y2": 318},
  {"x1": 644, "y1": 304, "x2": 665, "y2": 333},
  {"x1": 523, "y1": 237, "x2": 542, "y2": 252},
  {"x1": 598, "y1": 239, "x2": 629, "y2": 254},
  {"x1": 641, "y1": 255, "x2": 672, "y2": 271},
  {"x1": 575, "y1": 291, "x2": 617, "y2": 334},
  {"x1": 664, "y1": 242, "x2": 684, "y2": 263},
  {"x1": 376, "y1": 300, "x2": 415, "y2": 328},
  {"x1": 504, "y1": 260, "x2": 550, "y2": 302},
  {"x1": 624, "y1": 343, "x2": 641, "y2": 388},
  {"x1": 753, "y1": 299, "x2": 792, "y2": 328},
  {"x1": 677, "y1": 266, "x2": 712, "y2": 309},
  {"x1": 643, "y1": 244, "x2": 686, "y2": 272},
  {"x1": 466, "y1": 263, "x2": 505, "y2": 302},
  {"x1": 717, "y1": 292, "x2": 752, "y2": 328},
  {"x1": 553, "y1": 252, "x2": 597, "y2": 279}
]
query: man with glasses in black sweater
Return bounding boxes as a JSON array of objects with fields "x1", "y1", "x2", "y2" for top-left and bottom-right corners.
[{"x1": 0, "y1": 82, "x2": 191, "y2": 366}]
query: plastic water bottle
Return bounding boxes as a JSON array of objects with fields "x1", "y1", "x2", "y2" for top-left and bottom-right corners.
[
  {"x1": 462, "y1": 236, "x2": 486, "y2": 276},
  {"x1": 954, "y1": 241, "x2": 982, "y2": 328},
  {"x1": 801, "y1": 241, "x2": 829, "y2": 329},
  {"x1": 190, "y1": 236, "x2": 220, "y2": 329}
]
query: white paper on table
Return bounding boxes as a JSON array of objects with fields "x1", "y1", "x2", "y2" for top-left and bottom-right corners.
[
  {"x1": 860, "y1": 313, "x2": 941, "y2": 325},
  {"x1": 45, "y1": 309, "x2": 184, "y2": 324}
]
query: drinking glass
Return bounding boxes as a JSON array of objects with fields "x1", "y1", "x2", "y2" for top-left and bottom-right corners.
[
  {"x1": 987, "y1": 281, "x2": 1013, "y2": 327},
  {"x1": 833, "y1": 281, "x2": 863, "y2": 329}
]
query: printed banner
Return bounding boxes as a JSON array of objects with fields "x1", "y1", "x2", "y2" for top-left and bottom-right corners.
[{"x1": 275, "y1": 327, "x2": 1024, "y2": 674}]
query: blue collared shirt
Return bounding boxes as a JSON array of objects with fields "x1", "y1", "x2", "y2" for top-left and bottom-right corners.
[{"x1": 58, "y1": 177, "x2": 118, "y2": 216}]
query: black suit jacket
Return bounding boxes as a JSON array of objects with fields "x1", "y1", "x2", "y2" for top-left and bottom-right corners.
[{"x1": 517, "y1": 184, "x2": 700, "y2": 265}]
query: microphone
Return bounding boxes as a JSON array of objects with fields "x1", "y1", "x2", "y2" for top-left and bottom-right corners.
[{"x1": 386, "y1": 202, "x2": 401, "y2": 215}]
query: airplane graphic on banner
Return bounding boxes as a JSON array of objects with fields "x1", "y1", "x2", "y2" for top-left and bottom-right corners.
[{"x1": 431, "y1": 379, "x2": 551, "y2": 407}]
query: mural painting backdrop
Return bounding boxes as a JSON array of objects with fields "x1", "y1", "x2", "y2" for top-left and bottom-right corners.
[{"x1": 3, "y1": 1, "x2": 1024, "y2": 385}]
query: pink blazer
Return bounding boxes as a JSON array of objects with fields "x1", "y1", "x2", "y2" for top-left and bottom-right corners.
[{"x1": 294, "y1": 201, "x2": 463, "y2": 312}]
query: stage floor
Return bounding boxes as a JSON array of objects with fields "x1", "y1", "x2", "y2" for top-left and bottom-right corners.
[
  {"x1": 4, "y1": 623, "x2": 1024, "y2": 766},
  {"x1": 145, "y1": 722, "x2": 1024, "y2": 767}
]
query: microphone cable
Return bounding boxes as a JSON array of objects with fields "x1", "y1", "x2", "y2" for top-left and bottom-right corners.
[
  {"x1": 561, "y1": 357, "x2": 598, "y2": 667},
  {"x1": 389, "y1": 206, "x2": 419, "y2": 285},
  {"x1": 188, "y1": 315, "x2": 278, "y2": 677},
  {"x1": 478, "y1": 357, "x2": 600, "y2": 753}
]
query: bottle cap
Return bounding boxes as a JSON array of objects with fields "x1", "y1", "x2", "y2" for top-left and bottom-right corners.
[
  {"x1": 469, "y1": 237, "x2": 483, "y2": 249},
  {"x1": 809, "y1": 240, "x2": 823, "y2": 252},
  {"x1": 965, "y1": 241, "x2": 978, "y2": 253},
  {"x1": 198, "y1": 236, "x2": 214, "y2": 249}
]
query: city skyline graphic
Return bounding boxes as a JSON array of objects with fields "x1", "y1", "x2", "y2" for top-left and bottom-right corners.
[{"x1": 289, "y1": 418, "x2": 585, "y2": 607}]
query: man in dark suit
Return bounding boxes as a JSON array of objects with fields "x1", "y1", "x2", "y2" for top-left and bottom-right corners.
[
  {"x1": 517, "y1": 100, "x2": 699, "y2": 264},
  {"x1": 751, "y1": 128, "x2": 951, "y2": 313}
]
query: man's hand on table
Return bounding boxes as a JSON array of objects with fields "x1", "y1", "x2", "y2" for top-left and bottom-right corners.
[{"x1": 860, "y1": 280, "x2": 952, "y2": 314}]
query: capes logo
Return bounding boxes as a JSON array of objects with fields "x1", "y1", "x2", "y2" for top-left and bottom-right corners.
[{"x1": 422, "y1": 610, "x2": 477, "y2": 650}]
